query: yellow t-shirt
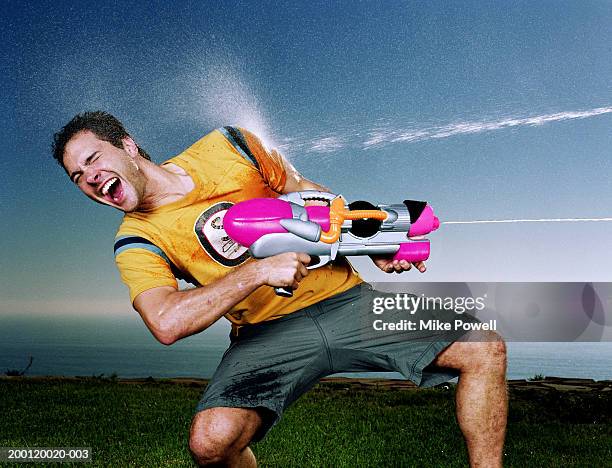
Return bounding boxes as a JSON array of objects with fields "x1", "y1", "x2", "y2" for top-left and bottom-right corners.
[{"x1": 114, "y1": 127, "x2": 362, "y2": 326}]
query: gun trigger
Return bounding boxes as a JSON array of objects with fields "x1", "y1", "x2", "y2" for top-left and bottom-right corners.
[
  {"x1": 307, "y1": 255, "x2": 331, "y2": 269},
  {"x1": 330, "y1": 242, "x2": 339, "y2": 260}
]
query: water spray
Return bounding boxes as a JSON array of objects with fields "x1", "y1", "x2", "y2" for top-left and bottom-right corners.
[{"x1": 443, "y1": 217, "x2": 612, "y2": 225}]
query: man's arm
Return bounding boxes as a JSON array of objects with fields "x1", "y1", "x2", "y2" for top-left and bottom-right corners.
[{"x1": 134, "y1": 252, "x2": 310, "y2": 345}]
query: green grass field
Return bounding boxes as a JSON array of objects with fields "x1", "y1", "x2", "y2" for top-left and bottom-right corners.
[{"x1": 1, "y1": 377, "x2": 611, "y2": 467}]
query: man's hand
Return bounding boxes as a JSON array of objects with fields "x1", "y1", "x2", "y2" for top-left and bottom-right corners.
[
  {"x1": 371, "y1": 256, "x2": 427, "y2": 274},
  {"x1": 257, "y1": 252, "x2": 311, "y2": 290}
]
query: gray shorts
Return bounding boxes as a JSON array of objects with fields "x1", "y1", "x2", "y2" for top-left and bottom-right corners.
[{"x1": 195, "y1": 283, "x2": 479, "y2": 441}]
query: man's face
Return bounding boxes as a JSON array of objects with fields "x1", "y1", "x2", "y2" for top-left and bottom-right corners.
[{"x1": 63, "y1": 131, "x2": 146, "y2": 212}]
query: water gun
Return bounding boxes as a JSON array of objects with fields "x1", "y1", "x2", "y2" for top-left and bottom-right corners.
[{"x1": 224, "y1": 191, "x2": 440, "y2": 296}]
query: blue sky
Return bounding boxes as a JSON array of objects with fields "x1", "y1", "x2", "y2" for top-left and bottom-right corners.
[{"x1": 3, "y1": 0, "x2": 612, "y2": 317}]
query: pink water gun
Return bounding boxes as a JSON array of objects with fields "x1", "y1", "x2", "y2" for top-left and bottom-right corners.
[{"x1": 224, "y1": 191, "x2": 440, "y2": 296}]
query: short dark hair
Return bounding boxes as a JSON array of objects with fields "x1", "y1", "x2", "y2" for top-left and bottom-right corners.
[{"x1": 52, "y1": 111, "x2": 151, "y2": 171}]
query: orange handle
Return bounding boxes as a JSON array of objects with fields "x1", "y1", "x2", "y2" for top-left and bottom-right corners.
[{"x1": 319, "y1": 197, "x2": 387, "y2": 243}]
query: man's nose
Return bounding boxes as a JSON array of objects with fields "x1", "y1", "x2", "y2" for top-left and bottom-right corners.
[{"x1": 86, "y1": 169, "x2": 102, "y2": 185}]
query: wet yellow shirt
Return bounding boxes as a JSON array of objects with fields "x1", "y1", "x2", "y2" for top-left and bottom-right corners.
[{"x1": 114, "y1": 127, "x2": 362, "y2": 326}]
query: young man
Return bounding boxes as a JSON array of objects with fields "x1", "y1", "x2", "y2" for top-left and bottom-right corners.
[{"x1": 54, "y1": 111, "x2": 507, "y2": 467}]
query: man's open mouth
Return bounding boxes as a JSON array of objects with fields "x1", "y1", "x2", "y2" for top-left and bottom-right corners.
[{"x1": 101, "y1": 177, "x2": 124, "y2": 204}]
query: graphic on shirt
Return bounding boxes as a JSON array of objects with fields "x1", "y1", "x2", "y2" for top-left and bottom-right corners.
[{"x1": 194, "y1": 202, "x2": 250, "y2": 267}]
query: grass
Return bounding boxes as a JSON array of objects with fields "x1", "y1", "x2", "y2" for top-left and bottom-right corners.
[{"x1": 1, "y1": 378, "x2": 611, "y2": 467}]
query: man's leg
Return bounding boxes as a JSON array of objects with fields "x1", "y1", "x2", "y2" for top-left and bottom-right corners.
[
  {"x1": 191, "y1": 291, "x2": 359, "y2": 466},
  {"x1": 432, "y1": 331, "x2": 507, "y2": 468},
  {"x1": 189, "y1": 407, "x2": 262, "y2": 467}
]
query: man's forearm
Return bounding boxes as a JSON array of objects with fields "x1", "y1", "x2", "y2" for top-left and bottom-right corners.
[{"x1": 158, "y1": 260, "x2": 265, "y2": 342}]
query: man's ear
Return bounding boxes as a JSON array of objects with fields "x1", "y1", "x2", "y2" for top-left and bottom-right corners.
[{"x1": 122, "y1": 136, "x2": 139, "y2": 158}]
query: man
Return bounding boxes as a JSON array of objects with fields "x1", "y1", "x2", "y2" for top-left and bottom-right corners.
[{"x1": 53, "y1": 111, "x2": 507, "y2": 467}]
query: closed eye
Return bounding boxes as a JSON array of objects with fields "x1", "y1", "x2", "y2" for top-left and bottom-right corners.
[{"x1": 70, "y1": 151, "x2": 101, "y2": 184}]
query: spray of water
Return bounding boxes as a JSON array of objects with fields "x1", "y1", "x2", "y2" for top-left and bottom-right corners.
[
  {"x1": 157, "y1": 48, "x2": 279, "y2": 152},
  {"x1": 443, "y1": 218, "x2": 612, "y2": 225},
  {"x1": 194, "y1": 60, "x2": 274, "y2": 146},
  {"x1": 362, "y1": 107, "x2": 612, "y2": 150},
  {"x1": 276, "y1": 106, "x2": 612, "y2": 155},
  {"x1": 171, "y1": 64, "x2": 612, "y2": 225}
]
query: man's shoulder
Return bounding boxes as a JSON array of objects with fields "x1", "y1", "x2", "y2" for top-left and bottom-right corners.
[
  {"x1": 162, "y1": 127, "x2": 239, "y2": 164},
  {"x1": 113, "y1": 215, "x2": 164, "y2": 265},
  {"x1": 183, "y1": 127, "x2": 234, "y2": 152},
  {"x1": 165, "y1": 127, "x2": 261, "y2": 175},
  {"x1": 115, "y1": 214, "x2": 155, "y2": 243}
]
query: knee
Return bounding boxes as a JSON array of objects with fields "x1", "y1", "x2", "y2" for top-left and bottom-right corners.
[
  {"x1": 189, "y1": 421, "x2": 231, "y2": 465},
  {"x1": 189, "y1": 409, "x2": 252, "y2": 466}
]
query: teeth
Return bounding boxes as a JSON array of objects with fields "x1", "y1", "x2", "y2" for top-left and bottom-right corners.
[{"x1": 101, "y1": 177, "x2": 118, "y2": 196}]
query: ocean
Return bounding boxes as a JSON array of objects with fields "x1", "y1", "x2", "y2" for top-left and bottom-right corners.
[{"x1": 1, "y1": 314, "x2": 611, "y2": 381}]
